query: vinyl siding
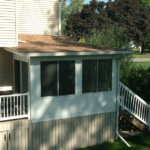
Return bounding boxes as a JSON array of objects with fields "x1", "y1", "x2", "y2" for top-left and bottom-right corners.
[
  {"x1": 0, "y1": 48, "x2": 13, "y2": 87},
  {"x1": 0, "y1": 0, "x2": 17, "y2": 47},
  {"x1": 32, "y1": 112, "x2": 116, "y2": 150},
  {"x1": 0, "y1": 112, "x2": 116, "y2": 150},
  {"x1": 18, "y1": 0, "x2": 59, "y2": 35}
]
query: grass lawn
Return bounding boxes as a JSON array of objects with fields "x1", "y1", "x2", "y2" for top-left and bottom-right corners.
[
  {"x1": 79, "y1": 132, "x2": 150, "y2": 150},
  {"x1": 133, "y1": 62, "x2": 150, "y2": 68},
  {"x1": 132, "y1": 49, "x2": 150, "y2": 58},
  {"x1": 132, "y1": 53, "x2": 150, "y2": 58}
]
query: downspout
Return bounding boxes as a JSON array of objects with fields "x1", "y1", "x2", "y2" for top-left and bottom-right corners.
[
  {"x1": 116, "y1": 58, "x2": 130, "y2": 147},
  {"x1": 53, "y1": 1, "x2": 62, "y2": 37}
]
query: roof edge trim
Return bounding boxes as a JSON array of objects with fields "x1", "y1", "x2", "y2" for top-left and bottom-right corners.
[{"x1": 4, "y1": 48, "x2": 133, "y2": 57}]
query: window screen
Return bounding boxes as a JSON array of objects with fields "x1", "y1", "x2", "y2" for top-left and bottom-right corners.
[
  {"x1": 82, "y1": 60, "x2": 97, "y2": 93},
  {"x1": 98, "y1": 59, "x2": 112, "y2": 91},
  {"x1": 41, "y1": 61, "x2": 57, "y2": 97},
  {"x1": 59, "y1": 61, "x2": 75, "y2": 95},
  {"x1": 41, "y1": 60, "x2": 75, "y2": 97},
  {"x1": 82, "y1": 59, "x2": 112, "y2": 93}
]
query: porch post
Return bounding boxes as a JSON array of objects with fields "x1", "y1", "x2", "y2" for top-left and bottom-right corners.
[{"x1": 27, "y1": 91, "x2": 30, "y2": 119}]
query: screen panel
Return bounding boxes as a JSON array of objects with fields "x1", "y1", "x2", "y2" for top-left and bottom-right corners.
[
  {"x1": 98, "y1": 59, "x2": 112, "y2": 91},
  {"x1": 59, "y1": 60, "x2": 75, "y2": 96},
  {"x1": 82, "y1": 60, "x2": 97, "y2": 93},
  {"x1": 41, "y1": 61, "x2": 57, "y2": 97}
]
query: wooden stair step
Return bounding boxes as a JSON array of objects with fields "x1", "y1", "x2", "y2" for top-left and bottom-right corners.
[{"x1": 119, "y1": 110, "x2": 149, "y2": 131}]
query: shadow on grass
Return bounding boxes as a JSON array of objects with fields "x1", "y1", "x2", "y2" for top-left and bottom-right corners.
[{"x1": 79, "y1": 132, "x2": 150, "y2": 150}]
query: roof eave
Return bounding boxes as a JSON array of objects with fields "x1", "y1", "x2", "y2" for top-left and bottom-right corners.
[{"x1": 4, "y1": 47, "x2": 133, "y2": 57}]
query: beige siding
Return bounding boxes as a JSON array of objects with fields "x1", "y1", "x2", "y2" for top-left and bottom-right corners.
[
  {"x1": 31, "y1": 112, "x2": 116, "y2": 150},
  {"x1": 0, "y1": 119, "x2": 31, "y2": 150},
  {"x1": 0, "y1": 48, "x2": 13, "y2": 87},
  {"x1": 0, "y1": 112, "x2": 116, "y2": 150},
  {"x1": 18, "y1": 0, "x2": 59, "y2": 35},
  {"x1": 0, "y1": 0, "x2": 17, "y2": 47}
]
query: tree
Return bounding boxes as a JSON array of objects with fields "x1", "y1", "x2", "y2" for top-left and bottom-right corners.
[
  {"x1": 65, "y1": 0, "x2": 150, "y2": 51},
  {"x1": 61, "y1": 0, "x2": 85, "y2": 33},
  {"x1": 138, "y1": 0, "x2": 150, "y2": 52},
  {"x1": 106, "y1": 0, "x2": 150, "y2": 53},
  {"x1": 138, "y1": 0, "x2": 150, "y2": 10},
  {"x1": 66, "y1": 0, "x2": 112, "y2": 40}
]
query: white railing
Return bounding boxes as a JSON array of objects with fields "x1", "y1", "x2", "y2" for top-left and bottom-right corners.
[
  {"x1": 119, "y1": 82, "x2": 150, "y2": 127},
  {"x1": 0, "y1": 92, "x2": 29, "y2": 121}
]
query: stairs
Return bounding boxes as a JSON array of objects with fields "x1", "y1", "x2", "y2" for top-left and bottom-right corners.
[
  {"x1": 119, "y1": 82, "x2": 150, "y2": 132},
  {"x1": 119, "y1": 107, "x2": 149, "y2": 132}
]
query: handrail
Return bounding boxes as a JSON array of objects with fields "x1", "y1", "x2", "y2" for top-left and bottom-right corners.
[
  {"x1": 119, "y1": 81, "x2": 150, "y2": 128},
  {"x1": 119, "y1": 82, "x2": 150, "y2": 107},
  {"x1": 0, "y1": 93, "x2": 28, "y2": 98}
]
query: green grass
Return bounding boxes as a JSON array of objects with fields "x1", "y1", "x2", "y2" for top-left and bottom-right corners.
[
  {"x1": 79, "y1": 132, "x2": 150, "y2": 150},
  {"x1": 132, "y1": 49, "x2": 150, "y2": 58},
  {"x1": 133, "y1": 62, "x2": 150, "y2": 68},
  {"x1": 132, "y1": 53, "x2": 150, "y2": 58}
]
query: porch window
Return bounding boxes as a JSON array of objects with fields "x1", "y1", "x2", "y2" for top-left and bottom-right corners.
[
  {"x1": 41, "y1": 60, "x2": 75, "y2": 97},
  {"x1": 82, "y1": 59, "x2": 112, "y2": 93}
]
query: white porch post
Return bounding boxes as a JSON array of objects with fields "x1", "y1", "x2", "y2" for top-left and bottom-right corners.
[{"x1": 27, "y1": 91, "x2": 30, "y2": 119}]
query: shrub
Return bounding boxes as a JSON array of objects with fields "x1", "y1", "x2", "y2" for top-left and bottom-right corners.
[
  {"x1": 79, "y1": 25, "x2": 131, "y2": 49},
  {"x1": 120, "y1": 63, "x2": 150, "y2": 103}
]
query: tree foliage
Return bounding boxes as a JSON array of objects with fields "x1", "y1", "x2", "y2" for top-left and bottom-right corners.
[
  {"x1": 66, "y1": 0, "x2": 112, "y2": 40},
  {"x1": 66, "y1": 0, "x2": 150, "y2": 47},
  {"x1": 61, "y1": 0, "x2": 85, "y2": 33},
  {"x1": 79, "y1": 25, "x2": 131, "y2": 49}
]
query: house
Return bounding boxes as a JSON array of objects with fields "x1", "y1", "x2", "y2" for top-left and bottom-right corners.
[{"x1": 0, "y1": 0, "x2": 149, "y2": 149}]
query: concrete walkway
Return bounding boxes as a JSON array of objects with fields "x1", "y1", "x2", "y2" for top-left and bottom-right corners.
[{"x1": 131, "y1": 58, "x2": 150, "y2": 62}]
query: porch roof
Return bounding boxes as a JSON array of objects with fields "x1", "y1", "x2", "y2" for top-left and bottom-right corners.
[{"x1": 6, "y1": 34, "x2": 133, "y2": 57}]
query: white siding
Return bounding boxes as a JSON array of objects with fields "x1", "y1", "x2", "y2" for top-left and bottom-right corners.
[
  {"x1": 0, "y1": 0, "x2": 17, "y2": 47},
  {"x1": 18, "y1": 0, "x2": 59, "y2": 35}
]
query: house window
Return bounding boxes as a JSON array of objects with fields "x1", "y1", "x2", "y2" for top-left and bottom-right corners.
[
  {"x1": 82, "y1": 59, "x2": 112, "y2": 93},
  {"x1": 41, "y1": 60, "x2": 75, "y2": 97}
]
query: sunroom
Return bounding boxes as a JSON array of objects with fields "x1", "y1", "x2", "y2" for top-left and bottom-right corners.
[{"x1": 0, "y1": 34, "x2": 133, "y2": 123}]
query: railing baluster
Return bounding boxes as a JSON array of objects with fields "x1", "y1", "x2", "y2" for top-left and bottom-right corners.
[
  {"x1": 148, "y1": 108, "x2": 150, "y2": 130},
  {"x1": 17, "y1": 96, "x2": 18, "y2": 116},
  {"x1": 0, "y1": 98, "x2": 1, "y2": 118},
  {"x1": 7, "y1": 97, "x2": 8, "y2": 117},
  {"x1": 20, "y1": 96, "x2": 22, "y2": 115},
  {"x1": 141, "y1": 103, "x2": 143, "y2": 120},
  {"x1": 3, "y1": 98, "x2": 5, "y2": 118},
  {"x1": 10, "y1": 97, "x2": 11, "y2": 117},
  {"x1": 13, "y1": 97, "x2": 15, "y2": 116},
  {"x1": 23, "y1": 95, "x2": 25, "y2": 115}
]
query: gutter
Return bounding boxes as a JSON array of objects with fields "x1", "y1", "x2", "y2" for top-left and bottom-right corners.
[{"x1": 116, "y1": 59, "x2": 130, "y2": 147}]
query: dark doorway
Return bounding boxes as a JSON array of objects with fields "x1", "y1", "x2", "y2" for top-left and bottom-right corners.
[{"x1": 14, "y1": 60, "x2": 21, "y2": 93}]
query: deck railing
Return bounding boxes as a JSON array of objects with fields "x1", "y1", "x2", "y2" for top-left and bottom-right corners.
[
  {"x1": 119, "y1": 82, "x2": 150, "y2": 127},
  {"x1": 0, "y1": 92, "x2": 29, "y2": 121}
]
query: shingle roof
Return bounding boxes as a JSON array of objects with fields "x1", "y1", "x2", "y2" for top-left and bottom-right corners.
[{"x1": 8, "y1": 34, "x2": 133, "y2": 54}]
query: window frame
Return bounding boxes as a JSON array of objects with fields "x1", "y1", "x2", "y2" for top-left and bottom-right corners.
[
  {"x1": 39, "y1": 58, "x2": 77, "y2": 99},
  {"x1": 81, "y1": 58, "x2": 113, "y2": 95}
]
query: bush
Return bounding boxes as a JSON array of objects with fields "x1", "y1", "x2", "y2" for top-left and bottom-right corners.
[
  {"x1": 120, "y1": 62, "x2": 150, "y2": 103},
  {"x1": 79, "y1": 25, "x2": 131, "y2": 49}
]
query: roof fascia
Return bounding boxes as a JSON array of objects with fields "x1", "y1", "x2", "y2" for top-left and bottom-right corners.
[
  {"x1": 23, "y1": 50, "x2": 133, "y2": 57},
  {"x1": 4, "y1": 47, "x2": 133, "y2": 57},
  {"x1": 4, "y1": 47, "x2": 24, "y2": 56}
]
